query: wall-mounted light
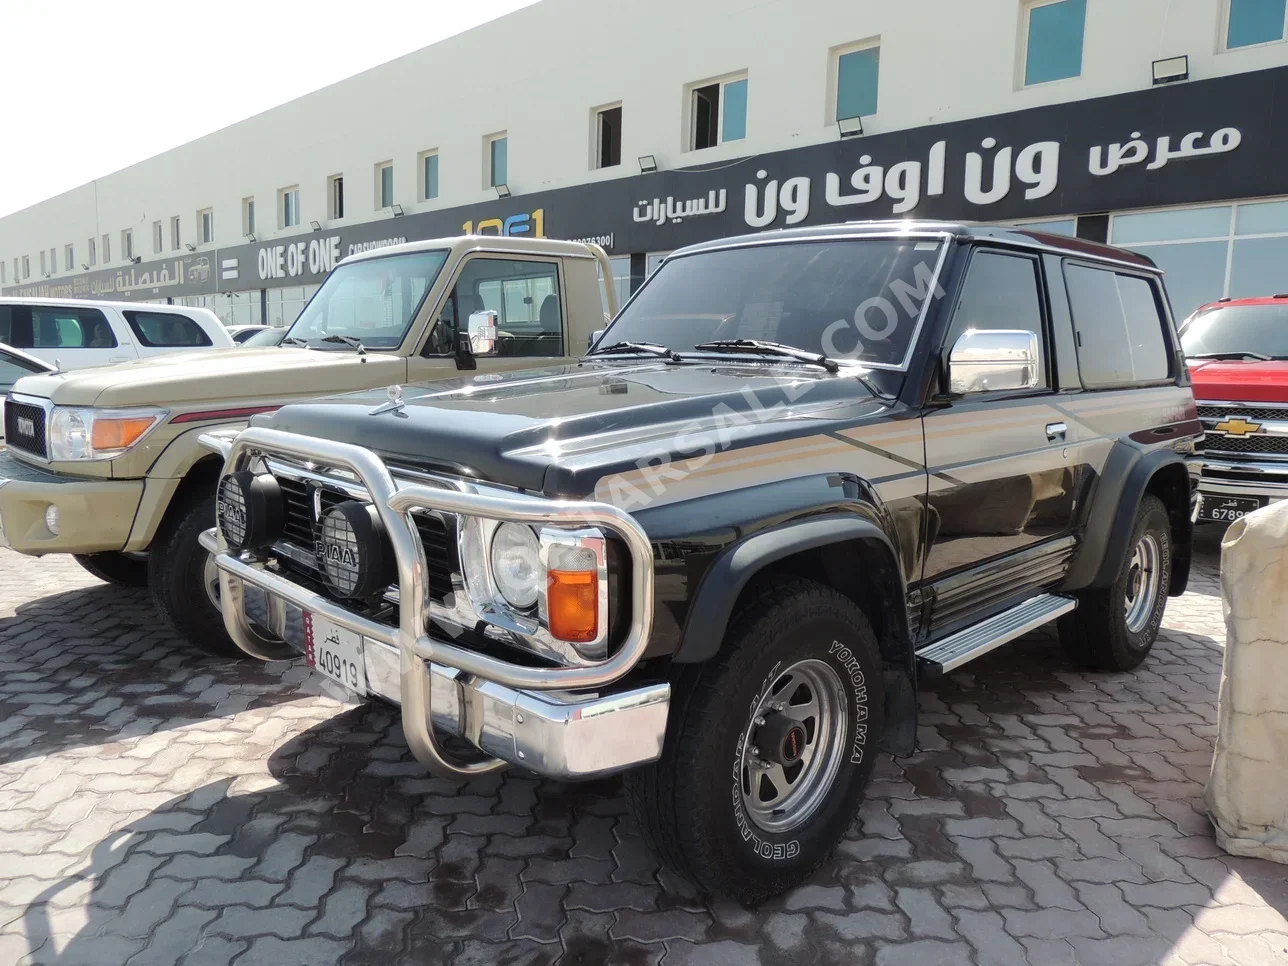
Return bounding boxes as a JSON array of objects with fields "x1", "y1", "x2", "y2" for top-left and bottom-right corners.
[
  {"x1": 245, "y1": 232, "x2": 256, "y2": 243},
  {"x1": 1152, "y1": 55, "x2": 1189, "y2": 85},
  {"x1": 494, "y1": 184, "x2": 511, "y2": 199},
  {"x1": 41, "y1": 272, "x2": 50, "y2": 279},
  {"x1": 837, "y1": 116, "x2": 865, "y2": 139},
  {"x1": 185, "y1": 243, "x2": 196, "y2": 252},
  {"x1": 390, "y1": 203, "x2": 405, "y2": 216},
  {"x1": 81, "y1": 263, "x2": 89, "y2": 271},
  {"x1": 129, "y1": 255, "x2": 143, "y2": 264},
  {"x1": 638, "y1": 155, "x2": 658, "y2": 174},
  {"x1": 309, "y1": 220, "x2": 322, "y2": 232}
]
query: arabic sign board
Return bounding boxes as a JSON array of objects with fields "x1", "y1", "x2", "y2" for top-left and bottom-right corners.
[{"x1": 5, "y1": 64, "x2": 1287, "y2": 300}]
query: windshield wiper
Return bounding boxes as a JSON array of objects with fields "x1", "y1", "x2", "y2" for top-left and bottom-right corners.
[
  {"x1": 587, "y1": 341, "x2": 680, "y2": 362},
  {"x1": 1188, "y1": 351, "x2": 1274, "y2": 362},
  {"x1": 691, "y1": 339, "x2": 840, "y2": 373},
  {"x1": 321, "y1": 334, "x2": 367, "y2": 354},
  {"x1": 281, "y1": 336, "x2": 309, "y2": 348}
]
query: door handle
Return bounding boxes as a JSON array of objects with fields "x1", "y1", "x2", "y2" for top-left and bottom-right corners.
[{"x1": 1046, "y1": 422, "x2": 1068, "y2": 442}]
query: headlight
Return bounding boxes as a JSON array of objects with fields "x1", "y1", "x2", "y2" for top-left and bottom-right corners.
[
  {"x1": 47, "y1": 407, "x2": 167, "y2": 461},
  {"x1": 490, "y1": 523, "x2": 541, "y2": 609}
]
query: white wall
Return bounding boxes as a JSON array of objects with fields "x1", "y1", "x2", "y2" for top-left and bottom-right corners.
[{"x1": 4, "y1": 0, "x2": 1288, "y2": 282}]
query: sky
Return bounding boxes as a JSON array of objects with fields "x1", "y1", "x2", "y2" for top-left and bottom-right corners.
[{"x1": 0, "y1": 0, "x2": 541, "y2": 218}]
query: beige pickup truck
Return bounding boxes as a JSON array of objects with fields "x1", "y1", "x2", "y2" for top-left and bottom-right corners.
[{"x1": 0, "y1": 235, "x2": 616, "y2": 654}]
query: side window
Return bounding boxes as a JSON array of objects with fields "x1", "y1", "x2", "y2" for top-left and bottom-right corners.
[
  {"x1": 425, "y1": 257, "x2": 563, "y2": 358},
  {"x1": 946, "y1": 251, "x2": 1049, "y2": 390},
  {"x1": 1065, "y1": 265, "x2": 1172, "y2": 388},
  {"x1": 30, "y1": 308, "x2": 116, "y2": 348},
  {"x1": 124, "y1": 311, "x2": 214, "y2": 348}
]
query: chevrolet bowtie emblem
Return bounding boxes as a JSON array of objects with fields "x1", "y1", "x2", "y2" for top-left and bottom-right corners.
[{"x1": 1212, "y1": 417, "x2": 1262, "y2": 437}]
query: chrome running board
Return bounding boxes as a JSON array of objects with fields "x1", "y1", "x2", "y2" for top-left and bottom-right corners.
[{"x1": 916, "y1": 593, "x2": 1076, "y2": 676}]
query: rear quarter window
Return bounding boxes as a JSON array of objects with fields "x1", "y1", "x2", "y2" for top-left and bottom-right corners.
[
  {"x1": 1064, "y1": 264, "x2": 1171, "y2": 389},
  {"x1": 124, "y1": 311, "x2": 214, "y2": 348},
  {"x1": 0, "y1": 306, "x2": 117, "y2": 349}
]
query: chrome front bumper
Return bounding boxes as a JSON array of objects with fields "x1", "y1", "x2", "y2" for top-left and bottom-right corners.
[
  {"x1": 200, "y1": 427, "x2": 665, "y2": 782},
  {"x1": 1189, "y1": 457, "x2": 1288, "y2": 504}
]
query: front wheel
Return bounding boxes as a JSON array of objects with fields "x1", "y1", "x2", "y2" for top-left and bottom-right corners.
[
  {"x1": 625, "y1": 576, "x2": 884, "y2": 904},
  {"x1": 1059, "y1": 494, "x2": 1172, "y2": 672},
  {"x1": 74, "y1": 551, "x2": 147, "y2": 587},
  {"x1": 149, "y1": 492, "x2": 285, "y2": 659}
]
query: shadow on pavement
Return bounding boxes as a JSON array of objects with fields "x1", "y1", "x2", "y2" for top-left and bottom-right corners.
[{"x1": 0, "y1": 583, "x2": 299, "y2": 767}]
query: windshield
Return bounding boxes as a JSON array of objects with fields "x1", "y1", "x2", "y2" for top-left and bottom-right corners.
[
  {"x1": 285, "y1": 249, "x2": 449, "y2": 349},
  {"x1": 1181, "y1": 304, "x2": 1288, "y2": 359},
  {"x1": 598, "y1": 238, "x2": 947, "y2": 368}
]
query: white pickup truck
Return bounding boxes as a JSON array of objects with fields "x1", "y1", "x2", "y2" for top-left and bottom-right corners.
[{"x1": 0, "y1": 298, "x2": 234, "y2": 369}]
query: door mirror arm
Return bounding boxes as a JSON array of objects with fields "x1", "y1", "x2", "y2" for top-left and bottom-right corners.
[{"x1": 455, "y1": 333, "x2": 477, "y2": 371}]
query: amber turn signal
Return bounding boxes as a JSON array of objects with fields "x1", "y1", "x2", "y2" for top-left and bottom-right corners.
[
  {"x1": 546, "y1": 569, "x2": 598, "y2": 643},
  {"x1": 91, "y1": 416, "x2": 160, "y2": 451}
]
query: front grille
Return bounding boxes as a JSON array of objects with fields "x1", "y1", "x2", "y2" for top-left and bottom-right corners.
[
  {"x1": 272, "y1": 474, "x2": 458, "y2": 602},
  {"x1": 1198, "y1": 404, "x2": 1288, "y2": 422},
  {"x1": 4, "y1": 401, "x2": 47, "y2": 459},
  {"x1": 1204, "y1": 434, "x2": 1288, "y2": 457}
]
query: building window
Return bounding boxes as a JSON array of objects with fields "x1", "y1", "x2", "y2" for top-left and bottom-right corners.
[
  {"x1": 834, "y1": 42, "x2": 880, "y2": 121},
  {"x1": 170, "y1": 216, "x2": 180, "y2": 251},
  {"x1": 280, "y1": 186, "x2": 300, "y2": 228},
  {"x1": 87, "y1": 238, "x2": 96, "y2": 267},
  {"x1": 22, "y1": 255, "x2": 30, "y2": 279},
  {"x1": 1226, "y1": 0, "x2": 1288, "y2": 48},
  {"x1": 102, "y1": 234, "x2": 110, "y2": 263},
  {"x1": 419, "y1": 151, "x2": 439, "y2": 201},
  {"x1": 242, "y1": 198, "x2": 255, "y2": 237},
  {"x1": 39, "y1": 250, "x2": 47, "y2": 276},
  {"x1": 198, "y1": 208, "x2": 213, "y2": 244},
  {"x1": 1023, "y1": 0, "x2": 1086, "y2": 86},
  {"x1": 328, "y1": 175, "x2": 344, "y2": 220},
  {"x1": 688, "y1": 73, "x2": 748, "y2": 150},
  {"x1": 121, "y1": 230, "x2": 134, "y2": 260},
  {"x1": 65, "y1": 244, "x2": 74, "y2": 271},
  {"x1": 0, "y1": 262, "x2": 5, "y2": 285},
  {"x1": 376, "y1": 162, "x2": 394, "y2": 208},
  {"x1": 486, "y1": 135, "x2": 508, "y2": 188},
  {"x1": 594, "y1": 104, "x2": 622, "y2": 169},
  {"x1": 153, "y1": 221, "x2": 163, "y2": 254}
]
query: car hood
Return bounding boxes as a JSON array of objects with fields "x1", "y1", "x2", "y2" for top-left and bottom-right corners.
[
  {"x1": 11, "y1": 347, "x2": 406, "y2": 408},
  {"x1": 1188, "y1": 359, "x2": 1288, "y2": 404},
  {"x1": 259, "y1": 361, "x2": 897, "y2": 496}
]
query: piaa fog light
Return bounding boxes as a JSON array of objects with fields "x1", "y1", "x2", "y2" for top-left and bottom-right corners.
[
  {"x1": 44, "y1": 504, "x2": 60, "y2": 536},
  {"x1": 317, "y1": 501, "x2": 394, "y2": 599},
  {"x1": 217, "y1": 471, "x2": 283, "y2": 551}
]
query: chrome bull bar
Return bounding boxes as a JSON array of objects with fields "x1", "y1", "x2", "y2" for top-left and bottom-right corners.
[{"x1": 202, "y1": 426, "x2": 656, "y2": 780}]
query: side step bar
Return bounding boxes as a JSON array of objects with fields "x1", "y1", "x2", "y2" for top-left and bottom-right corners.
[{"x1": 916, "y1": 593, "x2": 1077, "y2": 677}]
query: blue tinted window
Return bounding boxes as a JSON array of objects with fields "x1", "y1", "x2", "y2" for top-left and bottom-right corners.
[
  {"x1": 722, "y1": 78, "x2": 747, "y2": 143},
  {"x1": 423, "y1": 154, "x2": 439, "y2": 200},
  {"x1": 1228, "y1": 0, "x2": 1286, "y2": 47},
  {"x1": 490, "y1": 137, "x2": 508, "y2": 187},
  {"x1": 1025, "y1": 0, "x2": 1086, "y2": 85},
  {"x1": 836, "y1": 46, "x2": 880, "y2": 119}
]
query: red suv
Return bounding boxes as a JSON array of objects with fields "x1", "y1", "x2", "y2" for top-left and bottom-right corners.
[{"x1": 1182, "y1": 296, "x2": 1288, "y2": 523}]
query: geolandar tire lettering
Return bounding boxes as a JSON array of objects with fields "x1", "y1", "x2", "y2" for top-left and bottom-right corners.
[{"x1": 625, "y1": 576, "x2": 885, "y2": 904}]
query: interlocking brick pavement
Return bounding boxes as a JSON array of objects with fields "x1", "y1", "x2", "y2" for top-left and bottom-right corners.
[{"x1": 1, "y1": 527, "x2": 1286, "y2": 965}]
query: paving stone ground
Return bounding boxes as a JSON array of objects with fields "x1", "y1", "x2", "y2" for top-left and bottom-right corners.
[{"x1": 1, "y1": 527, "x2": 1286, "y2": 965}]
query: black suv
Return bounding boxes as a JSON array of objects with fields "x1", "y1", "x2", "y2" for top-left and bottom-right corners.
[{"x1": 201, "y1": 222, "x2": 1200, "y2": 902}]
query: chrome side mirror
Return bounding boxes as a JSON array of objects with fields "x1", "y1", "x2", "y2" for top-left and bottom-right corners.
[
  {"x1": 467, "y1": 310, "x2": 499, "y2": 356},
  {"x1": 588, "y1": 328, "x2": 605, "y2": 350},
  {"x1": 948, "y1": 329, "x2": 1040, "y2": 395}
]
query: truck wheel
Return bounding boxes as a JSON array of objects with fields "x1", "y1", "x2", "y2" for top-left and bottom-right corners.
[
  {"x1": 74, "y1": 552, "x2": 147, "y2": 587},
  {"x1": 1059, "y1": 494, "x2": 1172, "y2": 672},
  {"x1": 625, "y1": 576, "x2": 884, "y2": 904},
  {"x1": 149, "y1": 492, "x2": 247, "y2": 658}
]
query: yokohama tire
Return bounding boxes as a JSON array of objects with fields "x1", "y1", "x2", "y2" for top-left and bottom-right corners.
[{"x1": 625, "y1": 576, "x2": 884, "y2": 904}]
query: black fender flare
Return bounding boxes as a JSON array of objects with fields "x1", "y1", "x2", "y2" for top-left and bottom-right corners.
[
  {"x1": 672, "y1": 514, "x2": 908, "y2": 665},
  {"x1": 1063, "y1": 444, "x2": 1191, "y2": 592}
]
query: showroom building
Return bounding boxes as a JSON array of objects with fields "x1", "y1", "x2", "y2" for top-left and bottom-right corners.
[{"x1": 4, "y1": 0, "x2": 1288, "y2": 325}]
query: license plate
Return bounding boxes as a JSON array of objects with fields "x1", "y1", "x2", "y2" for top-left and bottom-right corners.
[
  {"x1": 303, "y1": 611, "x2": 368, "y2": 695},
  {"x1": 1200, "y1": 495, "x2": 1265, "y2": 523}
]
